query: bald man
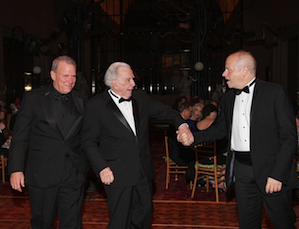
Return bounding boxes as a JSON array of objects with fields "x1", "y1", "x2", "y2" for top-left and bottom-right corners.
[{"x1": 178, "y1": 50, "x2": 298, "y2": 228}]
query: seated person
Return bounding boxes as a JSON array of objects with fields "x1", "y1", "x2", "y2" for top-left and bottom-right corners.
[
  {"x1": 196, "y1": 104, "x2": 217, "y2": 131},
  {"x1": 195, "y1": 103, "x2": 227, "y2": 190},
  {"x1": 0, "y1": 108, "x2": 11, "y2": 180},
  {"x1": 172, "y1": 96, "x2": 187, "y2": 111},
  {"x1": 186, "y1": 101, "x2": 203, "y2": 132},
  {"x1": 168, "y1": 102, "x2": 195, "y2": 181},
  {"x1": 0, "y1": 108, "x2": 11, "y2": 157}
]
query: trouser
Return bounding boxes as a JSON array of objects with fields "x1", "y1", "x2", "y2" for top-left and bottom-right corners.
[
  {"x1": 104, "y1": 165, "x2": 153, "y2": 229},
  {"x1": 28, "y1": 157, "x2": 85, "y2": 229},
  {"x1": 234, "y1": 159, "x2": 296, "y2": 229}
]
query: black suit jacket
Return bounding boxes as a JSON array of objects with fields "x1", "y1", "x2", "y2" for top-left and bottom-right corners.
[
  {"x1": 9, "y1": 85, "x2": 89, "y2": 188},
  {"x1": 193, "y1": 79, "x2": 299, "y2": 194},
  {"x1": 82, "y1": 88, "x2": 185, "y2": 188}
]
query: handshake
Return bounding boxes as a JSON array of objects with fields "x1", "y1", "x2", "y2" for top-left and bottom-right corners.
[{"x1": 176, "y1": 124, "x2": 194, "y2": 146}]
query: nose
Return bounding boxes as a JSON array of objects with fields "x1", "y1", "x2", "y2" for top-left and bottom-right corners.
[
  {"x1": 131, "y1": 79, "x2": 136, "y2": 87},
  {"x1": 68, "y1": 76, "x2": 76, "y2": 84},
  {"x1": 222, "y1": 69, "x2": 227, "y2": 77}
]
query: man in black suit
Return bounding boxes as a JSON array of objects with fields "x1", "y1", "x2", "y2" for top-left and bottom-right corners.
[
  {"x1": 9, "y1": 55, "x2": 88, "y2": 229},
  {"x1": 178, "y1": 50, "x2": 298, "y2": 228},
  {"x1": 81, "y1": 62, "x2": 192, "y2": 229}
]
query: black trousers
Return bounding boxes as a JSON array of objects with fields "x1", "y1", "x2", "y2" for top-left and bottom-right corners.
[
  {"x1": 28, "y1": 157, "x2": 85, "y2": 229},
  {"x1": 104, "y1": 165, "x2": 153, "y2": 229},
  {"x1": 234, "y1": 159, "x2": 296, "y2": 229}
]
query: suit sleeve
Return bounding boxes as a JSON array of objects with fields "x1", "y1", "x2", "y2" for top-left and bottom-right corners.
[
  {"x1": 269, "y1": 87, "x2": 297, "y2": 184},
  {"x1": 9, "y1": 92, "x2": 33, "y2": 174},
  {"x1": 81, "y1": 99, "x2": 108, "y2": 176},
  {"x1": 139, "y1": 90, "x2": 185, "y2": 128}
]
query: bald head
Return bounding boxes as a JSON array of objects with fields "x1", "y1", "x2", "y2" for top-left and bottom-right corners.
[
  {"x1": 222, "y1": 50, "x2": 257, "y2": 89},
  {"x1": 233, "y1": 50, "x2": 257, "y2": 76}
]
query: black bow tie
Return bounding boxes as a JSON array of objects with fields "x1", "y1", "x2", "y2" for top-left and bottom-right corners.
[
  {"x1": 234, "y1": 79, "x2": 256, "y2": 95},
  {"x1": 119, "y1": 97, "x2": 132, "y2": 103},
  {"x1": 234, "y1": 86, "x2": 249, "y2": 95},
  {"x1": 55, "y1": 93, "x2": 70, "y2": 102}
]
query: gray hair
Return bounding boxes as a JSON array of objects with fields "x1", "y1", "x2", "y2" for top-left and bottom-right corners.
[
  {"x1": 51, "y1": 55, "x2": 76, "y2": 72},
  {"x1": 104, "y1": 62, "x2": 131, "y2": 87}
]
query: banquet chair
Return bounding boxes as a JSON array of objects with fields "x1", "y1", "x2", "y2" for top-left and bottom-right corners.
[
  {"x1": 6, "y1": 113, "x2": 11, "y2": 131},
  {"x1": 0, "y1": 155, "x2": 8, "y2": 183},
  {"x1": 164, "y1": 128, "x2": 189, "y2": 189},
  {"x1": 191, "y1": 142, "x2": 226, "y2": 202}
]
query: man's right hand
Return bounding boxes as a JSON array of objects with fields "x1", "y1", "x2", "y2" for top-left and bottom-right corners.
[
  {"x1": 176, "y1": 127, "x2": 194, "y2": 146},
  {"x1": 10, "y1": 172, "x2": 25, "y2": 192},
  {"x1": 99, "y1": 167, "x2": 114, "y2": 185}
]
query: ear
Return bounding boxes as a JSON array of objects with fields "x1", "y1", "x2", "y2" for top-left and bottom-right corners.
[
  {"x1": 243, "y1": 67, "x2": 249, "y2": 77},
  {"x1": 111, "y1": 79, "x2": 118, "y2": 89},
  {"x1": 50, "y1": 70, "x2": 56, "y2": 81}
]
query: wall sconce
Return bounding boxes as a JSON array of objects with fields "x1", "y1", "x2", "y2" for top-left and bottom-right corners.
[
  {"x1": 33, "y1": 66, "x2": 41, "y2": 88},
  {"x1": 25, "y1": 84, "x2": 32, "y2": 91},
  {"x1": 24, "y1": 71, "x2": 32, "y2": 91},
  {"x1": 194, "y1": 62, "x2": 204, "y2": 71}
]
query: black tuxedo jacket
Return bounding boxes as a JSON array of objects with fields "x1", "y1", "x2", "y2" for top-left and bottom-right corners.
[
  {"x1": 9, "y1": 85, "x2": 89, "y2": 188},
  {"x1": 82, "y1": 88, "x2": 185, "y2": 188},
  {"x1": 193, "y1": 79, "x2": 299, "y2": 194}
]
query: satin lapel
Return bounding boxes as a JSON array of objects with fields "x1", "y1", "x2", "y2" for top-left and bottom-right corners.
[
  {"x1": 72, "y1": 93, "x2": 84, "y2": 115},
  {"x1": 41, "y1": 87, "x2": 63, "y2": 138},
  {"x1": 228, "y1": 92, "x2": 236, "y2": 142},
  {"x1": 132, "y1": 98, "x2": 140, "y2": 136},
  {"x1": 106, "y1": 99, "x2": 133, "y2": 134},
  {"x1": 65, "y1": 92, "x2": 84, "y2": 140},
  {"x1": 250, "y1": 79, "x2": 259, "y2": 125},
  {"x1": 225, "y1": 91, "x2": 236, "y2": 187}
]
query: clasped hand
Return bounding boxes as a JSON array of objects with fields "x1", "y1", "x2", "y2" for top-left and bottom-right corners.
[{"x1": 176, "y1": 124, "x2": 194, "y2": 146}]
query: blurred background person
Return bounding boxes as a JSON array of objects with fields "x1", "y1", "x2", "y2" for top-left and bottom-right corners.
[{"x1": 187, "y1": 101, "x2": 203, "y2": 132}]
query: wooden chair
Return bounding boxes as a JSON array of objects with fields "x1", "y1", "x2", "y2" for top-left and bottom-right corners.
[
  {"x1": 0, "y1": 155, "x2": 8, "y2": 183},
  {"x1": 164, "y1": 128, "x2": 188, "y2": 189},
  {"x1": 191, "y1": 142, "x2": 226, "y2": 202},
  {"x1": 6, "y1": 113, "x2": 12, "y2": 132}
]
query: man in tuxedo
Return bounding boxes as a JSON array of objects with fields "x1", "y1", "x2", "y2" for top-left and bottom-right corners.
[
  {"x1": 9, "y1": 55, "x2": 89, "y2": 229},
  {"x1": 81, "y1": 62, "x2": 192, "y2": 229},
  {"x1": 178, "y1": 50, "x2": 298, "y2": 228}
]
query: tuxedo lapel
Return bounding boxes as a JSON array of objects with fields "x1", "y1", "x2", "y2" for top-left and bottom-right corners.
[
  {"x1": 132, "y1": 98, "x2": 140, "y2": 136},
  {"x1": 106, "y1": 96, "x2": 134, "y2": 135},
  {"x1": 72, "y1": 93, "x2": 84, "y2": 115},
  {"x1": 250, "y1": 79, "x2": 260, "y2": 125},
  {"x1": 64, "y1": 92, "x2": 84, "y2": 140},
  {"x1": 225, "y1": 91, "x2": 237, "y2": 187},
  {"x1": 41, "y1": 86, "x2": 63, "y2": 138},
  {"x1": 227, "y1": 91, "x2": 236, "y2": 146}
]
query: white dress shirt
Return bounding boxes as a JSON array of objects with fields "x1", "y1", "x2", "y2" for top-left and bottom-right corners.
[{"x1": 231, "y1": 78, "x2": 256, "y2": 151}]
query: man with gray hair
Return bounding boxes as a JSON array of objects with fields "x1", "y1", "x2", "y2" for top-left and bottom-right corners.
[{"x1": 82, "y1": 61, "x2": 192, "y2": 229}]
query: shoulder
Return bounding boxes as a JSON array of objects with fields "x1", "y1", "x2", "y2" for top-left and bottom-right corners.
[
  {"x1": 255, "y1": 79, "x2": 286, "y2": 97},
  {"x1": 23, "y1": 86, "x2": 48, "y2": 100},
  {"x1": 132, "y1": 89, "x2": 149, "y2": 98},
  {"x1": 256, "y1": 78, "x2": 281, "y2": 89},
  {"x1": 87, "y1": 90, "x2": 109, "y2": 105},
  {"x1": 72, "y1": 89, "x2": 88, "y2": 101},
  {"x1": 132, "y1": 89, "x2": 153, "y2": 104}
]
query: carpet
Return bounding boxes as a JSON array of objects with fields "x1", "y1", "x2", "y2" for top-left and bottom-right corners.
[{"x1": 0, "y1": 129, "x2": 235, "y2": 202}]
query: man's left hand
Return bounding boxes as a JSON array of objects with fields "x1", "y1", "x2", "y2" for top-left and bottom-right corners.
[{"x1": 265, "y1": 177, "x2": 282, "y2": 194}]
